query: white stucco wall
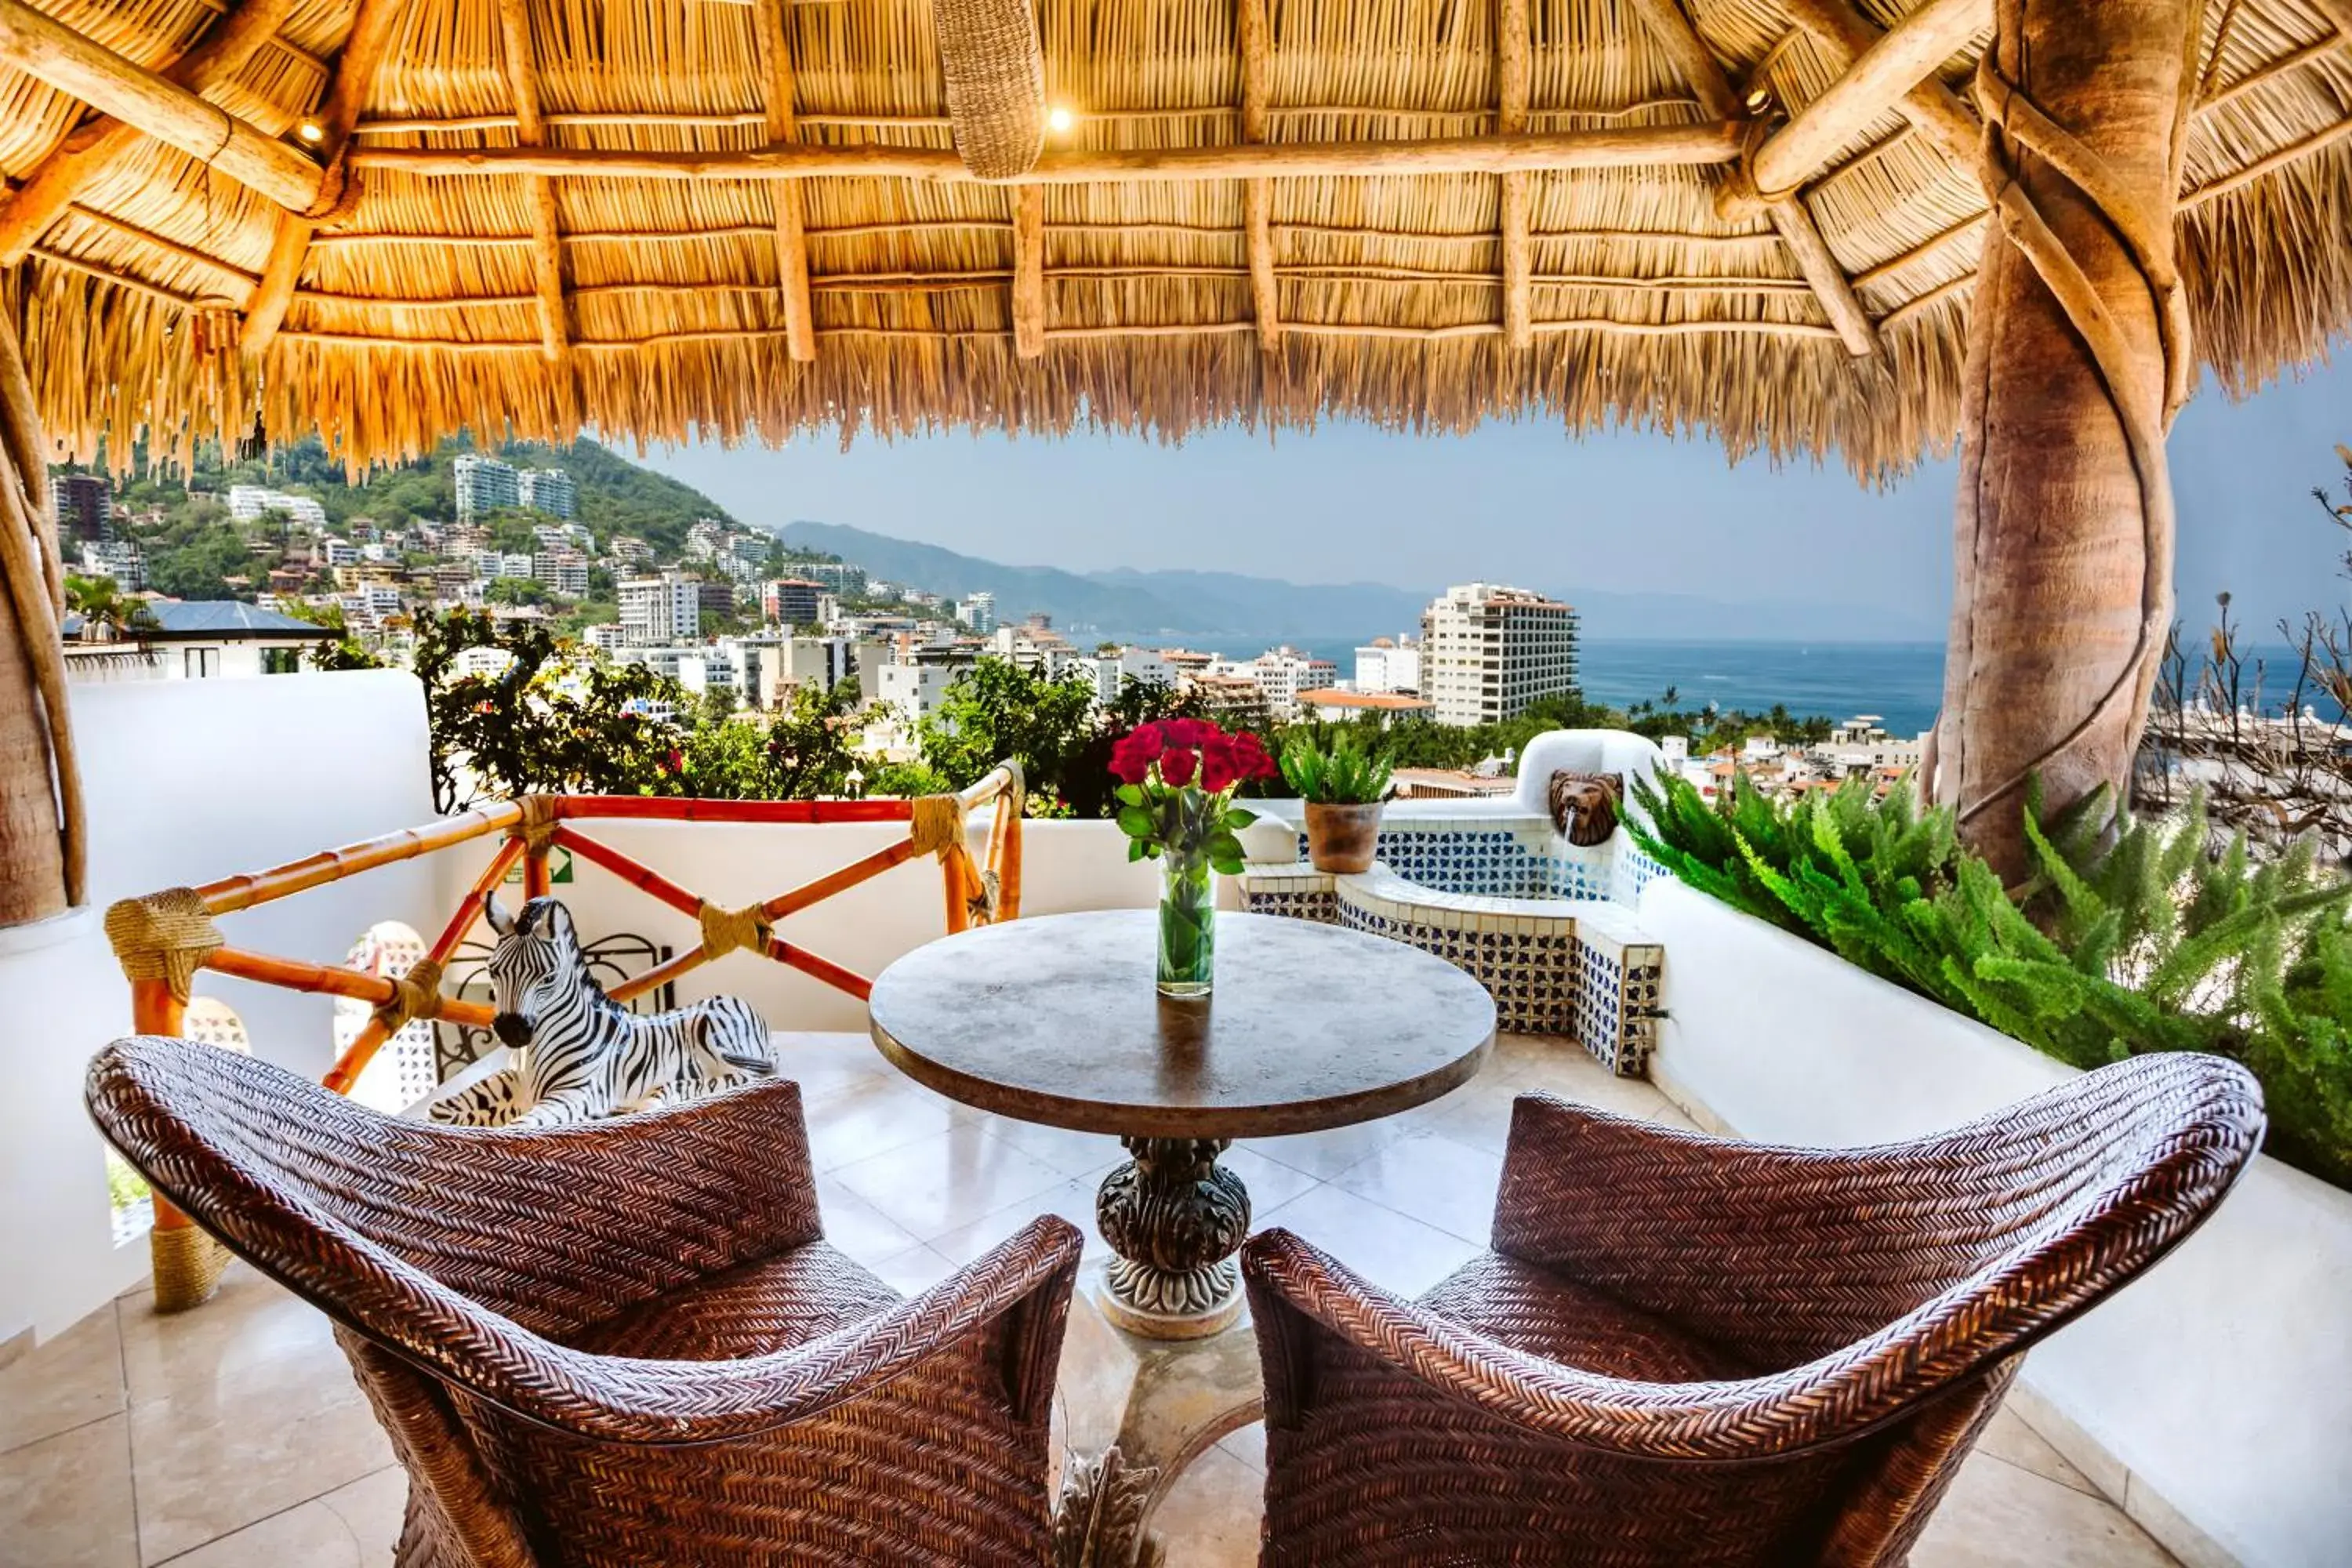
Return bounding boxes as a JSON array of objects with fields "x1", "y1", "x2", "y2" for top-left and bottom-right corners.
[
  {"x1": 1639, "y1": 876, "x2": 2352, "y2": 1568},
  {"x1": 1, "y1": 670, "x2": 441, "y2": 1345}
]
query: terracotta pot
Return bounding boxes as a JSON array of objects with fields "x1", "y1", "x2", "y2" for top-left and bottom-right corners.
[{"x1": 1304, "y1": 800, "x2": 1383, "y2": 874}]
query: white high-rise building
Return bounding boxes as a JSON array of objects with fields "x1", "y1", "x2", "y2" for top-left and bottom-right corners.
[
  {"x1": 619, "y1": 573, "x2": 703, "y2": 646},
  {"x1": 1250, "y1": 647, "x2": 1340, "y2": 720},
  {"x1": 960, "y1": 591, "x2": 997, "y2": 634},
  {"x1": 453, "y1": 454, "x2": 521, "y2": 521},
  {"x1": 1355, "y1": 636, "x2": 1422, "y2": 695},
  {"x1": 1420, "y1": 583, "x2": 1579, "y2": 727},
  {"x1": 517, "y1": 467, "x2": 577, "y2": 519},
  {"x1": 226, "y1": 485, "x2": 328, "y2": 532}
]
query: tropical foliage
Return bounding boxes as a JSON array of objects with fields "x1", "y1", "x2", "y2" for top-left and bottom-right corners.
[{"x1": 1631, "y1": 771, "x2": 2352, "y2": 1188}]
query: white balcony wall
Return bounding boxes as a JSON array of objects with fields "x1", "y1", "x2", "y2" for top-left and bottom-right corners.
[
  {"x1": 429, "y1": 818, "x2": 1246, "y2": 1032},
  {"x1": 1641, "y1": 876, "x2": 2352, "y2": 1568},
  {"x1": 1, "y1": 671, "x2": 440, "y2": 1346}
]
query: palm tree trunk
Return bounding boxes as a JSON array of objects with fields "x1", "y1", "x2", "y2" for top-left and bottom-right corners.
[
  {"x1": 0, "y1": 289, "x2": 78, "y2": 923},
  {"x1": 1934, "y1": 0, "x2": 2197, "y2": 878}
]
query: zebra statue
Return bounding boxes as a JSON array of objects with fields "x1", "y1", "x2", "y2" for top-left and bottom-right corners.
[{"x1": 429, "y1": 892, "x2": 777, "y2": 1129}]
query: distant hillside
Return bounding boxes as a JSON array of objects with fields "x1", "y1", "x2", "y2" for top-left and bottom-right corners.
[{"x1": 775, "y1": 521, "x2": 1940, "y2": 646}]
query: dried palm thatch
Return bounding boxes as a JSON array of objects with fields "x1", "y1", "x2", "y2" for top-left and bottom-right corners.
[{"x1": 0, "y1": 0, "x2": 2343, "y2": 481}]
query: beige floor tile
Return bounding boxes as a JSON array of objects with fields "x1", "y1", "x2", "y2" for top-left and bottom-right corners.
[
  {"x1": 1, "y1": 1301, "x2": 125, "y2": 1455},
  {"x1": 1329, "y1": 1128, "x2": 1504, "y2": 1244},
  {"x1": 0, "y1": 1411, "x2": 137, "y2": 1568},
  {"x1": 1215, "y1": 1419, "x2": 1266, "y2": 1473},
  {"x1": 1408, "y1": 1079, "x2": 1536, "y2": 1156},
  {"x1": 1154, "y1": 1445, "x2": 1265, "y2": 1568},
  {"x1": 970, "y1": 1115, "x2": 1130, "y2": 1180},
  {"x1": 119, "y1": 1265, "x2": 393, "y2": 1565},
  {"x1": 1251, "y1": 1184, "x2": 1484, "y2": 1300},
  {"x1": 153, "y1": 1465, "x2": 405, "y2": 1568},
  {"x1": 777, "y1": 1032, "x2": 896, "y2": 1108},
  {"x1": 866, "y1": 1243, "x2": 958, "y2": 1298},
  {"x1": 829, "y1": 1120, "x2": 1073, "y2": 1242},
  {"x1": 812, "y1": 1174, "x2": 926, "y2": 1267},
  {"x1": 1243, "y1": 1118, "x2": 1402, "y2": 1181},
  {"x1": 1218, "y1": 1147, "x2": 1322, "y2": 1217},
  {"x1": 1915, "y1": 1453, "x2": 2177, "y2": 1568},
  {"x1": 927, "y1": 1166, "x2": 1118, "y2": 1267},
  {"x1": 804, "y1": 1076, "x2": 967, "y2": 1171},
  {"x1": 1979, "y1": 1405, "x2": 2100, "y2": 1497}
]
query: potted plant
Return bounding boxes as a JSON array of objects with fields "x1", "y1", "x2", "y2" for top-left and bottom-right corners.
[
  {"x1": 1280, "y1": 734, "x2": 1394, "y2": 873},
  {"x1": 1109, "y1": 719, "x2": 1278, "y2": 998}
]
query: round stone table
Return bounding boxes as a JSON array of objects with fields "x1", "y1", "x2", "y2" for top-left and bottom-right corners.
[{"x1": 868, "y1": 909, "x2": 1497, "y2": 1339}]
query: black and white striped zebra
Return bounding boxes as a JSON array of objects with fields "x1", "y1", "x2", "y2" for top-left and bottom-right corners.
[{"x1": 428, "y1": 892, "x2": 776, "y2": 1129}]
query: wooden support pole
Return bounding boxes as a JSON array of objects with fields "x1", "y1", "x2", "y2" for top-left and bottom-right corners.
[
  {"x1": 0, "y1": 0, "x2": 297, "y2": 265},
  {"x1": 495, "y1": 0, "x2": 571, "y2": 376},
  {"x1": 1011, "y1": 183, "x2": 1046, "y2": 358},
  {"x1": 1240, "y1": 0, "x2": 1279, "y2": 354},
  {"x1": 1936, "y1": 0, "x2": 2193, "y2": 877},
  {"x1": 242, "y1": 0, "x2": 401, "y2": 358},
  {"x1": 350, "y1": 122, "x2": 1749, "y2": 183},
  {"x1": 1748, "y1": 0, "x2": 1986, "y2": 198},
  {"x1": 0, "y1": 0, "x2": 321, "y2": 214},
  {"x1": 1620, "y1": 0, "x2": 1877, "y2": 355},
  {"x1": 1496, "y1": 0, "x2": 1532, "y2": 350},
  {"x1": 752, "y1": 0, "x2": 815, "y2": 361},
  {"x1": 1780, "y1": 0, "x2": 1983, "y2": 176}
]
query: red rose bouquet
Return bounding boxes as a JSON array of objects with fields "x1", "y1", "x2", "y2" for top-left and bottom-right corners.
[{"x1": 1109, "y1": 718, "x2": 1278, "y2": 996}]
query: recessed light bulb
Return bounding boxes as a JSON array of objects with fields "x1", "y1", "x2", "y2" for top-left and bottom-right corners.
[
  {"x1": 1046, "y1": 105, "x2": 1076, "y2": 135},
  {"x1": 295, "y1": 118, "x2": 327, "y2": 146}
]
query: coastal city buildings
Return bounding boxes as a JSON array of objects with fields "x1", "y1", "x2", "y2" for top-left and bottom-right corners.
[
  {"x1": 619, "y1": 573, "x2": 702, "y2": 646},
  {"x1": 516, "y1": 467, "x2": 576, "y2": 520},
  {"x1": 1354, "y1": 635, "x2": 1421, "y2": 695},
  {"x1": 764, "y1": 578, "x2": 824, "y2": 627},
  {"x1": 1421, "y1": 583, "x2": 1580, "y2": 727},
  {"x1": 60, "y1": 472, "x2": 112, "y2": 542},
  {"x1": 227, "y1": 485, "x2": 328, "y2": 532},
  {"x1": 451, "y1": 455, "x2": 521, "y2": 521},
  {"x1": 959, "y1": 591, "x2": 997, "y2": 633}
]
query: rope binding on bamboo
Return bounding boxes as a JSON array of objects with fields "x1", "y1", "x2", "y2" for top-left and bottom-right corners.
[
  {"x1": 104, "y1": 887, "x2": 223, "y2": 1002},
  {"x1": 150, "y1": 1216, "x2": 231, "y2": 1312},
  {"x1": 909, "y1": 793, "x2": 968, "y2": 859},
  {"x1": 370, "y1": 956, "x2": 445, "y2": 1036},
  {"x1": 513, "y1": 793, "x2": 561, "y2": 852},
  {"x1": 697, "y1": 899, "x2": 775, "y2": 961}
]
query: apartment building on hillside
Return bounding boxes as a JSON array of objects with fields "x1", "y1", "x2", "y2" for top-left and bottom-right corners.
[{"x1": 1420, "y1": 583, "x2": 1578, "y2": 726}]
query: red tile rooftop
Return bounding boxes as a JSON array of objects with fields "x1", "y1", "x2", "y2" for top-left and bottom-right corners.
[{"x1": 1304, "y1": 691, "x2": 1433, "y2": 711}]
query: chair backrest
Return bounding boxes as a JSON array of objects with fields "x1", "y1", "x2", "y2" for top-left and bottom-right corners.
[
  {"x1": 1250, "y1": 1052, "x2": 2264, "y2": 1566},
  {"x1": 89, "y1": 1036, "x2": 1082, "y2": 1568}
]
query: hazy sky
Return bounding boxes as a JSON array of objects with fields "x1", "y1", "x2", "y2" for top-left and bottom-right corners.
[{"x1": 644, "y1": 353, "x2": 2350, "y2": 638}]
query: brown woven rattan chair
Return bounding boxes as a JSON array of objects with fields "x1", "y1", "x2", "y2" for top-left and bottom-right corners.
[
  {"x1": 1243, "y1": 1052, "x2": 2263, "y2": 1566},
  {"x1": 88, "y1": 1034, "x2": 1083, "y2": 1567}
]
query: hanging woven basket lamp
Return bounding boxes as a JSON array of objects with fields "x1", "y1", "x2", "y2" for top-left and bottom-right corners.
[{"x1": 932, "y1": 0, "x2": 1047, "y2": 178}]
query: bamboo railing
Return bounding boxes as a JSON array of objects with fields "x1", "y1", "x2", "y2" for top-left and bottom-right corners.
[{"x1": 103, "y1": 765, "x2": 1026, "y2": 1312}]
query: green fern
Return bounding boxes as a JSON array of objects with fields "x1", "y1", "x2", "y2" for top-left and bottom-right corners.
[
  {"x1": 1633, "y1": 768, "x2": 2352, "y2": 1189},
  {"x1": 1279, "y1": 734, "x2": 1395, "y2": 804}
]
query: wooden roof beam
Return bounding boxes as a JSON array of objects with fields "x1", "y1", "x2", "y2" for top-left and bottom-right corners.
[
  {"x1": 241, "y1": 0, "x2": 401, "y2": 359},
  {"x1": 1745, "y1": 0, "x2": 1986, "y2": 201},
  {"x1": 1779, "y1": 0, "x2": 1981, "y2": 179},
  {"x1": 349, "y1": 122, "x2": 1748, "y2": 182},
  {"x1": 1497, "y1": 0, "x2": 1531, "y2": 350},
  {"x1": 753, "y1": 0, "x2": 815, "y2": 361},
  {"x1": 1011, "y1": 184, "x2": 1045, "y2": 356},
  {"x1": 1619, "y1": 0, "x2": 1876, "y2": 356},
  {"x1": 0, "y1": 0, "x2": 321, "y2": 216},
  {"x1": 1240, "y1": 0, "x2": 1278, "y2": 353},
  {"x1": 494, "y1": 0, "x2": 571, "y2": 372},
  {"x1": 0, "y1": 0, "x2": 297, "y2": 265}
]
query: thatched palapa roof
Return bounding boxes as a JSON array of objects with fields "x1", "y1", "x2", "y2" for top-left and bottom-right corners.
[{"x1": 2, "y1": 0, "x2": 2348, "y2": 477}]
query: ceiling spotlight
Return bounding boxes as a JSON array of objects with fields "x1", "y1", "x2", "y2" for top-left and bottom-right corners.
[
  {"x1": 1743, "y1": 86, "x2": 1772, "y2": 113},
  {"x1": 1046, "y1": 105, "x2": 1076, "y2": 135},
  {"x1": 294, "y1": 118, "x2": 327, "y2": 147}
]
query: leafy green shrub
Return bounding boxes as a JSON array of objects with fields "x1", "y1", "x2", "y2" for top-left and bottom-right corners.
[
  {"x1": 1279, "y1": 734, "x2": 1395, "y2": 804},
  {"x1": 1630, "y1": 772, "x2": 2352, "y2": 1188}
]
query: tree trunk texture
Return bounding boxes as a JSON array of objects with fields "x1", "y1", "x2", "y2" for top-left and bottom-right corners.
[
  {"x1": 1936, "y1": 0, "x2": 2194, "y2": 879},
  {"x1": 0, "y1": 288, "x2": 75, "y2": 924}
]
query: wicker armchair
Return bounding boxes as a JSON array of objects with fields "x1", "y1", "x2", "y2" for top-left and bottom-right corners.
[
  {"x1": 88, "y1": 1035, "x2": 1083, "y2": 1567},
  {"x1": 1243, "y1": 1053, "x2": 2263, "y2": 1566}
]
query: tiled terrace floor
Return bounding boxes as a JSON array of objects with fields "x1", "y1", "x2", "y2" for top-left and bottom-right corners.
[{"x1": 6, "y1": 1033, "x2": 2176, "y2": 1566}]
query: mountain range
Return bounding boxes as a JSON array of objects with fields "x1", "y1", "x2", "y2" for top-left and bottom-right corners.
[{"x1": 773, "y1": 521, "x2": 1941, "y2": 651}]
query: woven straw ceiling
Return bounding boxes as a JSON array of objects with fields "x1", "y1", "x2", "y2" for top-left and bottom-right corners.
[{"x1": 8, "y1": 0, "x2": 2351, "y2": 477}]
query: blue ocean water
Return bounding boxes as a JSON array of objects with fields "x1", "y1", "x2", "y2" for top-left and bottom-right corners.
[{"x1": 1577, "y1": 639, "x2": 1947, "y2": 738}]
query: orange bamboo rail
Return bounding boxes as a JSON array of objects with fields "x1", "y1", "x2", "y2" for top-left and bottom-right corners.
[{"x1": 128, "y1": 767, "x2": 1025, "y2": 1103}]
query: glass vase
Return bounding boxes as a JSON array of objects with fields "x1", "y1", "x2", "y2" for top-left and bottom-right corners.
[{"x1": 1156, "y1": 846, "x2": 1216, "y2": 999}]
